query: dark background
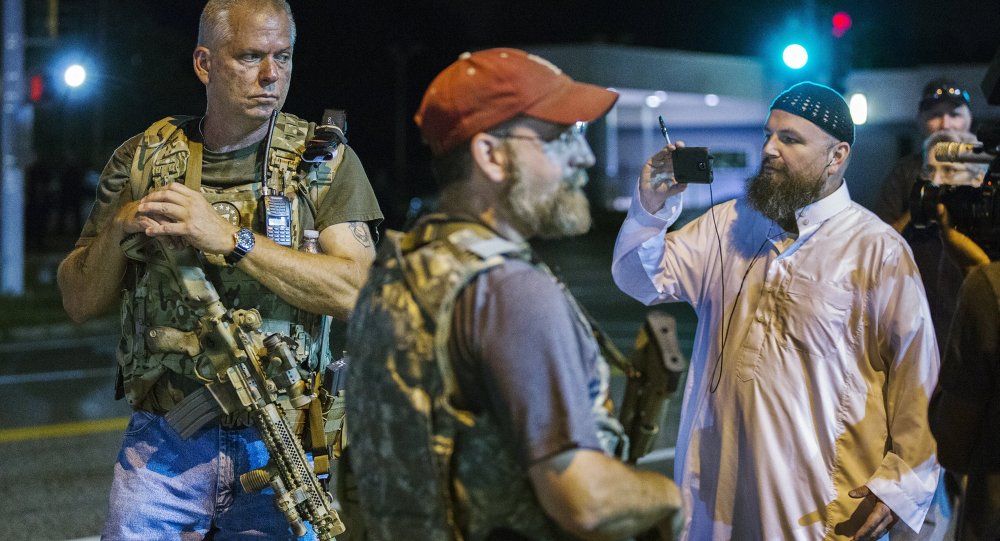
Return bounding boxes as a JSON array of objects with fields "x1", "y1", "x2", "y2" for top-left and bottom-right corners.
[{"x1": 23, "y1": 0, "x2": 1000, "y2": 227}]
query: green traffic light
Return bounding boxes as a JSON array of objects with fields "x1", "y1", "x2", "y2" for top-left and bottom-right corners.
[{"x1": 782, "y1": 44, "x2": 809, "y2": 70}]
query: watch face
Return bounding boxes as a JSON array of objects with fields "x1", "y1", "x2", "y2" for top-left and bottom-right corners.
[
  {"x1": 213, "y1": 202, "x2": 241, "y2": 226},
  {"x1": 235, "y1": 227, "x2": 256, "y2": 250}
]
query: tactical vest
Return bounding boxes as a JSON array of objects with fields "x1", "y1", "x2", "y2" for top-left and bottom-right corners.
[
  {"x1": 117, "y1": 113, "x2": 344, "y2": 413},
  {"x1": 345, "y1": 217, "x2": 624, "y2": 541}
]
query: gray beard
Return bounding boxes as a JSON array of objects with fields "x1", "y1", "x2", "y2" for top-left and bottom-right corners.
[
  {"x1": 744, "y1": 166, "x2": 825, "y2": 229},
  {"x1": 505, "y1": 160, "x2": 592, "y2": 239}
]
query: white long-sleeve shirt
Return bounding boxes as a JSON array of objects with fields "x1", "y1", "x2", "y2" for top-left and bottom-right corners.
[{"x1": 612, "y1": 182, "x2": 941, "y2": 540}]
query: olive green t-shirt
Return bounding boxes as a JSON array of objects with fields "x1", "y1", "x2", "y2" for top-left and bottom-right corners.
[{"x1": 77, "y1": 121, "x2": 383, "y2": 246}]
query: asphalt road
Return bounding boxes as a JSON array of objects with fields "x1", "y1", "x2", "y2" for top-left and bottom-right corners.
[{"x1": 0, "y1": 224, "x2": 697, "y2": 541}]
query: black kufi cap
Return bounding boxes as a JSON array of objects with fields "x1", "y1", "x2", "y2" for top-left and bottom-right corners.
[{"x1": 770, "y1": 82, "x2": 855, "y2": 145}]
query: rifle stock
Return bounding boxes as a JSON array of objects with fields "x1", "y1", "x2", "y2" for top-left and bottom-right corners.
[
  {"x1": 121, "y1": 234, "x2": 345, "y2": 539},
  {"x1": 616, "y1": 311, "x2": 687, "y2": 464}
]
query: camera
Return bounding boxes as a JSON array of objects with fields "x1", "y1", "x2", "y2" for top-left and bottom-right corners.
[
  {"x1": 908, "y1": 51, "x2": 1000, "y2": 260},
  {"x1": 909, "y1": 125, "x2": 1000, "y2": 259}
]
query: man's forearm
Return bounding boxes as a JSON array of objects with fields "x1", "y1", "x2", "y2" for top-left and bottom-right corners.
[
  {"x1": 57, "y1": 230, "x2": 128, "y2": 323},
  {"x1": 236, "y1": 237, "x2": 372, "y2": 320},
  {"x1": 530, "y1": 449, "x2": 681, "y2": 541},
  {"x1": 582, "y1": 467, "x2": 680, "y2": 540}
]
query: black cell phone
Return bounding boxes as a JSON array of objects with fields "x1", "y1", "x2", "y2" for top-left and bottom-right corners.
[{"x1": 672, "y1": 147, "x2": 714, "y2": 184}]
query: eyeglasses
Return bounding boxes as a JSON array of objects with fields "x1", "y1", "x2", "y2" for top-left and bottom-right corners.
[{"x1": 495, "y1": 121, "x2": 588, "y2": 149}]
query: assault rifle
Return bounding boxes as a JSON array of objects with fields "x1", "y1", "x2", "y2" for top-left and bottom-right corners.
[
  {"x1": 592, "y1": 311, "x2": 686, "y2": 541},
  {"x1": 596, "y1": 310, "x2": 687, "y2": 463},
  {"x1": 121, "y1": 234, "x2": 345, "y2": 540}
]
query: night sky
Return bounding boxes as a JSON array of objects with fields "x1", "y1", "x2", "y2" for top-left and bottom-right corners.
[{"x1": 24, "y1": 0, "x2": 1000, "y2": 225}]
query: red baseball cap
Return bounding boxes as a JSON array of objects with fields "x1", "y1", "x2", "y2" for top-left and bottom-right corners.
[{"x1": 415, "y1": 48, "x2": 619, "y2": 155}]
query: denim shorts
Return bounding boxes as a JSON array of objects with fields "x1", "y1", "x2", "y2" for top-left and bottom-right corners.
[{"x1": 101, "y1": 410, "x2": 318, "y2": 540}]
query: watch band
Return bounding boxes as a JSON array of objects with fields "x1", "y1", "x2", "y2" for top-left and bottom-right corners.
[{"x1": 225, "y1": 227, "x2": 255, "y2": 266}]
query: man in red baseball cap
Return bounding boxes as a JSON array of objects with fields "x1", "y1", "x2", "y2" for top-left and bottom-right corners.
[{"x1": 343, "y1": 48, "x2": 682, "y2": 540}]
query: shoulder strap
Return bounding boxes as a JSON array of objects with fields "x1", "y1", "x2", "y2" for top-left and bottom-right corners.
[
  {"x1": 128, "y1": 116, "x2": 198, "y2": 200},
  {"x1": 265, "y1": 112, "x2": 309, "y2": 193},
  {"x1": 272, "y1": 111, "x2": 349, "y2": 222},
  {"x1": 396, "y1": 218, "x2": 532, "y2": 423},
  {"x1": 186, "y1": 140, "x2": 203, "y2": 192}
]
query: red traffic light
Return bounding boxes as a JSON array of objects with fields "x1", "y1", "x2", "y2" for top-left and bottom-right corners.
[
  {"x1": 29, "y1": 73, "x2": 45, "y2": 103},
  {"x1": 832, "y1": 11, "x2": 852, "y2": 38}
]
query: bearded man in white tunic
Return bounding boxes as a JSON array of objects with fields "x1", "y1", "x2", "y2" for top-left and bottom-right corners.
[{"x1": 612, "y1": 82, "x2": 941, "y2": 540}]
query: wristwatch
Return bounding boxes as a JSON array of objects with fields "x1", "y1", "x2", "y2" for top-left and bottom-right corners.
[{"x1": 225, "y1": 227, "x2": 255, "y2": 266}]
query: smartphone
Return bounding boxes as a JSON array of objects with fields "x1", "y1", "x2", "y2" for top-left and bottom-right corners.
[
  {"x1": 658, "y1": 115, "x2": 714, "y2": 184},
  {"x1": 672, "y1": 147, "x2": 714, "y2": 184}
]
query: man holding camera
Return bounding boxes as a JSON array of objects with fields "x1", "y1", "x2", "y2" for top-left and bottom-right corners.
[
  {"x1": 613, "y1": 82, "x2": 941, "y2": 539},
  {"x1": 875, "y1": 78, "x2": 974, "y2": 233},
  {"x1": 875, "y1": 80, "x2": 975, "y2": 346},
  {"x1": 913, "y1": 129, "x2": 991, "y2": 344},
  {"x1": 927, "y1": 126, "x2": 997, "y2": 540},
  {"x1": 57, "y1": 0, "x2": 382, "y2": 537}
]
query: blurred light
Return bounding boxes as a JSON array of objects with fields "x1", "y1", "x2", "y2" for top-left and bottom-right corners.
[
  {"x1": 704, "y1": 94, "x2": 720, "y2": 107},
  {"x1": 782, "y1": 44, "x2": 808, "y2": 69},
  {"x1": 832, "y1": 11, "x2": 853, "y2": 38},
  {"x1": 645, "y1": 94, "x2": 663, "y2": 108},
  {"x1": 849, "y1": 93, "x2": 868, "y2": 125},
  {"x1": 64, "y1": 64, "x2": 86, "y2": 87},
  {"x1": 29, "y1": 74, "x2": 45, "y2": 103}
]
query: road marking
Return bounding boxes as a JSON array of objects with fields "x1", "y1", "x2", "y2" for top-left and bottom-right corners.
[
  {"x1": 0, "y1": 333, "x2": 118, "y2": 354},
  {"x1": 0, "y1": 417, "x2": 128, "y2": 443},
  {"x1": 0, "y1": 367, "x2": 114, "y2": 385}
]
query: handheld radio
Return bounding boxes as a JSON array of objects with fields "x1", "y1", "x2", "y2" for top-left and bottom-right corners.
[{"x1": 260, "y1": 110, "x2": 294, "y2": 246}]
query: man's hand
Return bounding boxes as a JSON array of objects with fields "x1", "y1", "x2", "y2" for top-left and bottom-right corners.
[
  {"x1": 639, "y1": 143, "x2": 688, "y2": 214},
  {"x1": 114, "y1": 198, "x2": 158, "y2": 237},
  {"x1": 937, "y1": 203, "x2": 990, "y2": 275},
  {"x1": 848, "y1": 485, "x2": 898, "y2": 541},
  {"x1": 136, "y1": 182, "x2": 238, "y2": 255}
]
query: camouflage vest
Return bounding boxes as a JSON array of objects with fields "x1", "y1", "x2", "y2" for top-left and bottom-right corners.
[
  {"x1": 117, "y1": 113, "x2": 344, "y2": 412},
  {"x1": 345, "y1": 217, "x2": 624, "y2": 541}
]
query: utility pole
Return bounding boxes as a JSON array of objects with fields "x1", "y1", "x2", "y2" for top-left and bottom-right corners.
[{"x1": 2, "y1": 0, "x2": 28, "y2": 296}]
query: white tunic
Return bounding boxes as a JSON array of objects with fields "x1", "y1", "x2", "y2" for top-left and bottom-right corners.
[{"x1": 612, "y1": 182, "x2": 940, "y2": 540}]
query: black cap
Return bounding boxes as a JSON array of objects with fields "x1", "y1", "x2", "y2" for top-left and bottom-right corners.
[
  {"x1": 770, "y1": 82, "x2": 855, "y2": 145},
  {"x1": 919, "y1": 78, "x2": 971, "y2": 112}
]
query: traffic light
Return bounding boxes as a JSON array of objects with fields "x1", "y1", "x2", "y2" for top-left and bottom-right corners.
[
  {"x1": 829, "y1": 10, "x2": 855, "y2": 93},
  {"x1": 831, "y1": 11, "x2": 852, "y2": 38},
  {"x1": 782, "y1": 43, "x2": 809, "y2": 70},
  {"x1": 29, "y1": 73, "x2": 46, "y2": 103},
  {"x1": 27, "y1": 56, "x2": 94, "y2": 108}
]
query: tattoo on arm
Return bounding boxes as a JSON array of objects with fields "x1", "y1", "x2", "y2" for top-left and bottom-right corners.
[{"x1": 349, "y1": 222, "x2": 372, "y2": 247}]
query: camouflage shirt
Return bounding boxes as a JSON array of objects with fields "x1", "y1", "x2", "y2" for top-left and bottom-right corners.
[{"x1": 77, "y1": 114, "x2": 383, "y2": 412}]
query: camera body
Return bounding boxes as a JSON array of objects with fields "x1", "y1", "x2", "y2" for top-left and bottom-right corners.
[{"x1": 909, "y1": 130, "x2": 1000, "y2": 259}]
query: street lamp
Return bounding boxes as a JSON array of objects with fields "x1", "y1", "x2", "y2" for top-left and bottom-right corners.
[{"x1": 63, "y1": 63, "x2": 86, "y2": 87}]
